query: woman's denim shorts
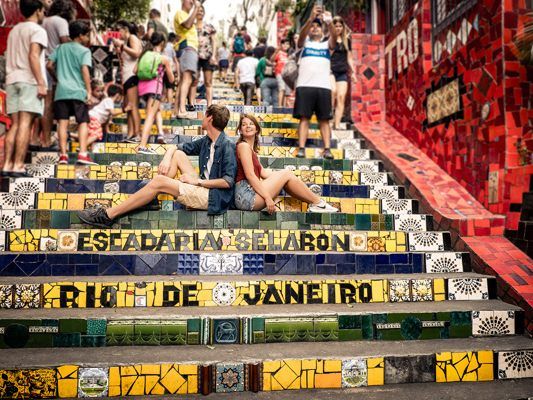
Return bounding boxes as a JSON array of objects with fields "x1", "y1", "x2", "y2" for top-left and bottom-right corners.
[{"x1": 234, "y1": 180, "x2": 256, "y2": 211}]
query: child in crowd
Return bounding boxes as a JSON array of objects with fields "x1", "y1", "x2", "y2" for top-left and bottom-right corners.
[
  {"x1": 47, "y1": 20, "x2": 95, "y2": 165},
  {"x1": 2, "y1": 0, "x2": 47, "y2": 177},
  {"x1": 136, "y1": 32, "x2": 175, "y2": 155},
  {"x1": 218, "y1": 41, "x2": 229, "y2": 83},
  {"x1": 89, "y1": 79, "x2": 105, "y2": 107}
]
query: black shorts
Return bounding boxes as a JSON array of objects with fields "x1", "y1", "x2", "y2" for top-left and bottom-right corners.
[
  {"x1": 293, "y1": 87, "x2": 332, "y2": 121},
  {"x1": 219, "y1": 59, "x2": 229, "y2": 69},
  {"x1": 163, "y1": 74, "x2": 175, "y2": 89},
  {"x1": 198, "y1": 58, "x2": 216, "y2": 72},
  {"x1": 54, "y1": 100, "x2": 89, "y2": 123},
  {"x1": 123, "y1": 76, "x2": 139, "y2": 91},
  {"x1": 142, "y1": 93, "x2": 163, "y2": 103},
  {"x1": 332, "y1": 71, "x2": 348, "y2": 82}
]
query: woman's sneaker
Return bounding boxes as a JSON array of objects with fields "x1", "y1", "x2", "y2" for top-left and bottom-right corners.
[
  {"x1": 296, "y1": 147, "x2": 306, "y2": 158},
  {"x1": 156, "y1": 135, "x2": 166, "y2": 144},
  {"x1": 137, "y1": 147, "x2": 157, "y2": 155},
  {"x1": 58, "y1": 154, "x2": 69, "y2": 165},
  {"x1": 77, "y1": 207, "x2": 115, "y2": 228},
  {"x1": 124, "y1": 136, "x2": 141, "y2": 144},
  {"x1": 323, "y1": 149, "x2": 334, "y2": 159},
  {"x1": 76, "y1": 153, "x2": 98, "y2": 165},
  {"x1": 308, "y1": 200, "x2": 339, "y2": 213}
]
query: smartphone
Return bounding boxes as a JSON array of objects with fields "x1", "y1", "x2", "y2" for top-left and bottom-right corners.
[{"x1": 316, "y1": 0, "x2": 323, "y2": 6}]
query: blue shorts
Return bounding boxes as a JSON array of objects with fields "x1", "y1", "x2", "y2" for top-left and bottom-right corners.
[
  {"x1": 332, "y1": 71, "x2": 348, "y2": 82},
  {"x1": 234, "y1": 180, "x2": 256, "y2": 211},
  {"x1": 219, "y1": 59, "x2": 229, "y2": 69}
]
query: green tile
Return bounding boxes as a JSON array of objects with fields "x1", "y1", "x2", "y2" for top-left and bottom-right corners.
[
  {"x1": 242, "y1": 212, "x2": 259, "y2": 229},
  {"x1": 27, "y1": 333, "x2": 55, "y2": 348},
  {"x1": 134, "y1": 321, "x2": 161, "y2": 345},
  {"x1": 161, "y1": 322, "x2": 187, "y2": 345},
  {"x1": 338, "y1": 329, "x2": 363, "y2": 341},
  {"x1": 227, "y1": 211, "x2": 242, "y2": 228},
  {"x1": 187, "y1": 318, "x2": 200, "y2": 333},
  {"x1": 355, "y1": 214, "x2": 371, "y2": 230},
  {"x1": 252, "y1": 317, "x2": 265, "y2": 332},
  {"x1": 87, "y1": 319, "x2": 107, "y2": 335},
  {"x1": 177, "y1": 211, "x2": 195, "y2": 228},
  {"x1": 338, "y1": 315, "x2": 361, "y2": 330},
  {"x1": 59, "y1": 319, "x2": 87, "y2": 334},
  {"x1": 377, "y1": 329, "x2": 404, "y2": 341},
  {"x1": 449, "y1": 325, "x2": 472, "y2": 338},
  {"x1": 196, "y1": 212, "x2": 211, "y2": 229},
  {"x1": 361, "y1": 315, "x2": 374, "y2": 339},
  {"x1": 53, "y1": 333, "x2": 81, "y2": 347},
  {"x1": 106, "y1": 322, "x2": 134, "y2": 346},
  {"x1": 213, "y1": 214, "x2": 225, "y2": 229},
  {"x1": 159, "y1": 219, "x2": 178, "y2": 229},
  {"x1": 23, "y1": 211, "x2": 37, "y2": 229},
  {"x1": 450, "y1": 311, "x2": 471, "y2": 325}
]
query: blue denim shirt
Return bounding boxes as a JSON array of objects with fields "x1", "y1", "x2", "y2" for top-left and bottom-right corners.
[{"x1": 178, "y1": 131, "x2": 237, "y2": 215}]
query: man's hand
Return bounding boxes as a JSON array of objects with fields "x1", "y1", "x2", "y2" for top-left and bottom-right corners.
[
  {"x1": 195, "y1": 0, "x2": 202, "y2": 8},
  {"x1": 179, "y1": 174, "x2": 199, "y2": 185},
  {"x1": 86, "y1": 94, "x2": 93, "y2": 105},
  {"x1": 210, "y1": 56, "x2": 217, "y2": 66},
  {"x1": 311, "y1": 4, "x2": 323, "y2": 19},
  {"x1": 37, "y1": 83, "x2": 47, "y2": 98}
]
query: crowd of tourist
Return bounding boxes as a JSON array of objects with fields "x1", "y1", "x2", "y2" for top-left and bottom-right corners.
[{"x1": 2, "y1": 0, "x2": 354, "y2": 218}]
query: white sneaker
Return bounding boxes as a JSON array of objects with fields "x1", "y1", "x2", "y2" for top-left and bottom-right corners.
[
  {"x1": 308, "y1": 202, "x2": 339, "y2": 213},
  {"x1": 137, "y1": 147, "x2": 157, "y2": 155}
]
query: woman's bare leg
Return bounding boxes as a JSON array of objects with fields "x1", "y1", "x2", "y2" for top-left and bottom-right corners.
[{"x1": 334, "y1": 81, "x2": 348, "y2": 129}]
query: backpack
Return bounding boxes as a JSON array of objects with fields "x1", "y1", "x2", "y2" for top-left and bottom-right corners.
[
  {"x1": 233, "y1": 35, "x2": 245, "y2": 54},
  {"x1": 282, "y1": 58, "x2": 299, "y2": 90},
  {"x1": 137, "y1": 51, "x2": 162, "y2": 80}
]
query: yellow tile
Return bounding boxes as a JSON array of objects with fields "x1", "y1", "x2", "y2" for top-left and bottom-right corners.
[
  {"x1": 178, "y1": 364, "x2": 198, "y2": 375},
  {"x1": 186, "y1": 375, "x2": 198, "y2": 394},
  {"x1": 323, "y1": 360, "x2": 341, "y2": 373},
  {"x1": 315, "y1": 372, "x2": 342, "y2": 388},
  {"x1": 436, "y1": 366, "x2": 446, "y2": 382},
  {"x1": 436, "y1": 352, "x2": 451, "y2": 362},
  {"x1": 145, "y1": 376, "x2": 163, "y2": 394},
  {"x1": 477, "y1": 350, "x2": 493, "y2": 364},
  {"x1": 478, "y1": 364, "x2": 494, "y2": 381},
  {"x1": 141, "y1": 364, "x2": 160, "y2": 375},
  {"x1": 263, "y1": 361, "x2": 281, "y2": 373},
  {"x1": 367, "y1": 357, "x2": 384, "y2": 386}
]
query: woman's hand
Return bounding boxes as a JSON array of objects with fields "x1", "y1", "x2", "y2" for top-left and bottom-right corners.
[
  {"x1": 265, "y1": 198, "x2": 276, "y2": 214},
  {"x1": 158, "y1": 159, "x2": 171, "y2": 176}
]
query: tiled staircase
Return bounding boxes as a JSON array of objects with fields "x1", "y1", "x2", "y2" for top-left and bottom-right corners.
[{"x1": 0, "y1": 78, "x2": 532, "y2": 399}]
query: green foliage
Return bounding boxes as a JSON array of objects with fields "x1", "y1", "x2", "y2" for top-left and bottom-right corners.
[
  {"x1": 275, "y1": 0, "x2": 293, "y2": 12},
  {"x1": 93, "y1": 0, "x2": 151, "y2": 31}
]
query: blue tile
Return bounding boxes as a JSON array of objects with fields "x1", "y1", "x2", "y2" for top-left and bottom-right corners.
[
  {"x1": 317, "y1": 264, "x2": 336, "y2": 274},
  {"x1": 390, "y1": 253, "x2": 408, "y2": 264},
  {"x1": 0, "y1": 262, "x2": 25, "y2": 276},
  {"x1": 337, "y1": 263, "x2": 356, "y2": 274},
  {"x1": 296, "y1": 255, "x2": 315, "y2": 274},
  {"x1": 315, "y1": 254, "x2": 326, "y2": 264},
  {"x1": 275, "y1": 255, "x2": 297, "y2": 274},
  {"x1": 264, "y1": 254, "x2": 276, "y2": 263},
  {"x1": 75, "y1": 264, "x2": 99, "y2": 276},
  {"x1": 395, "y1": 264, "x2": 413, "y2": 274},
  {"x1": 412, "y1": 253, "x2": 424, "y2": 273},
  {"x1": 375, "y1": 264, "x2": 395, "y2": 274},
  {"x1": 52, "y1": 264, "x2": 75, "y2": 276},
  {"x1": 375, "y1": 254, "x2": 390, "y2": 264}
]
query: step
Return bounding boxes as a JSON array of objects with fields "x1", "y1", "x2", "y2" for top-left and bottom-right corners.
[
  {"x1": 2, "y1": 168, "x2": 387, "y2": 186},
  {"x1": 3, "y1": 229, "x2": 452, "y2": 253},
  {"x1": 0, "y1": 337, "x2": 531, "y2": 397},
  {"x1": 2, "y1": 192, "x2": 416, "y2": 215},
  {"x1": 0, "y1": 251, "x2": 470, "y2": 277},
  {"x1": 74, "y1": 143, "x2": 347, "y2": 160},
  {"x1": 0, "y1": 301, "x2": 523, "y2": 349},
  {"x1": 0, "y1": 273, "x2": 497, "y2": 309},
  {"x1": 30, "y1": 152, "x2": 380, "y2": 172},
  {"x1": 11, "y1": 210, "x2": 433, "y2": 232}
]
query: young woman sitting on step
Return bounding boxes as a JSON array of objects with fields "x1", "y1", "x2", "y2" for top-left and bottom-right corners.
[{"x1": 234, "y1": 114, "x2": 339, "y2": 214}]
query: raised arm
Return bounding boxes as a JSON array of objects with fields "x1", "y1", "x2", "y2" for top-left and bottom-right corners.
[
  {"x1": 298, "y1": 5, "x2": 322, "y2": 48},
  {"x1": 180, "y1": 1, "x2": 201, "y2": 30}
]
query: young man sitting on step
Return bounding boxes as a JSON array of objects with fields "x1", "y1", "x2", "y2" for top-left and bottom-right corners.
[{"x1": 77, "y1": 104, "x2": 237, "y2": 227}]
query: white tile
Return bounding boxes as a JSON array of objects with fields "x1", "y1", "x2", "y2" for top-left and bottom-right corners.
[
  {"x1": 25, "y1": 164, "x2": 55, "y2": 178},
  {"x1": 0, "y1": 192, "x2": 36, "y2": 210},
  {"x1": 412, "y1": 279, "x2": 433, "y2": 301},
  {"x1": 200, "y1": 254, "x2": 243, "y2": 275},
  {"x1": 57, "y1": 231, "x2": 79, "y2": 252},
  {"x1": 395, "y1": 214, "x2": 427, "y2": 232},
  {"x1": 353, "y1": 159, "x2": 379, "y2": 172},
  {"x1": 360, "y1": 172, "x2": 389, "y2": 186},
  {"x1": 0, "y1": 231, "x2": 5, "y2": 252},
  {"x1": 369, "y1": 186, "x2": 400, "y2": 200},
  {"x1": 9, "y1": 177, "x2": 45, "y2": 194},
  {"x1": 339, "y1": 139, "x2": 362, "y2": 151},
  {"x1": 78, "y1": 367, "x2": 109, "y2": 397},
  {"x1": 472, "y1": 310, "x2": 515, "y2": 336},
  {"x1": 0, "y1": 210, "x2": 23, "y2": 230},
  {"x1": 342, "y1": 359, "x2": 367, "y2": 387},
  {"x1": 448, "y1": 278, "x2": 489, "y2": 300},
  {"x1": 381, "y1": 199, "x2": 414, "y2": 215},
  {"x1": 345, "y1": 148, "x2": 372, "y2": 161},
  {"x1": 349, "y1": 232, "x2": 368, "y2": 251},
  {"x1": 32, "y1": 151, "x2": 59, "y2": 164},
  {"x1": 408, "y1": 232, "x2": 445, "y2": 251},
  {"x1": 425, "y1": 252, "x2": 464, "y2": 273},
  {"x1": 389, "y1": 280, "x2": 411, "y2": 302},
  {"x1": 498, "y1": 350, "x2": 533, "y2": 379}
]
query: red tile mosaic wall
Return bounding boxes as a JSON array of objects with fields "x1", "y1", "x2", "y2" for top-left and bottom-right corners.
[
  {"x1": 384, "y1": 0, "x2": 532, "y2": 232},
  {"x1": 276, "y1": 11, "x2": 292, "y2": 45},
  {"x1": 351, "y1": 34, "x2": 386, "y2": 123}
]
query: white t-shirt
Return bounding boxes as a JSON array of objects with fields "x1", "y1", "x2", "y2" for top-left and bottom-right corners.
[
  {"x1": 89, "y1": 98, "x2": 115, "y2": 124},
  {"x1": 204, "y1": 141, "x2": 215, "y2": 179},
  {"x1": 6, "y1": 21, "x2": 48, "y2": 86},
  {"x1": 218, "y1": 47, "x2": 229, "y2": 60},
  {"x1": 237, "y1": 56, "x2": 259, "y2": 84},
  {"x1": 42, "y1": 16, "x2": 69, "y2": 58},
  {"x1": 296, "y1": 38, "x2": 331, "y2": 90}
]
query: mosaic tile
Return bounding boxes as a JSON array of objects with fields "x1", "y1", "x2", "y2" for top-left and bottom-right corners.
[
  {"x1": 14, "y1": 284, "x2": 40, "y2": 308},
  {"x1": 395, "y1": 214, "x2": 427, "y2": 232},
  {"x1": 263, "y1": 359, "x2": 342, "y2": 390},
  {"x1": 0, "y1": 231, "x2": 4, "y2": 252},
  {"x1": 215, "y1": 363, "x2": 245, "y2": 392},
  {"x1": 0, "y1": 210, "x2": 22, "y2": 229},
  {"x1": 78, "y1": 367, "x2": 109, "y2": 397},
  {"x1": 385, "y1": 355, "x2": 436, "y2": 384},
  {"x1": 56, "y1": 365, "x2": 79, "y2": 398},
  {"x1": 0, "y1": 368, "x2": 56, "y2": 398},
  {"x1": 341, "y1": 359, "x2": 367, "y2": 387},
  {"x1": 408, "y1": 232, "x2": 445, "y2": 251},
  {"x1": 472, "y1": 311, "x2": 515, "y2": 336},
  {"x1": 57, "y1": 231, "x2": 79, "y2": 252},
  {"x1": 412, "y1": 280, "x2": 433, "y2": 301},
  {"x1": 0, "y1": 285, "x2": 13, "y2": 308},
  {"x1": 436, "y1": 351, "x2": 493, "y2": 382},
  {"x1": 369, "y1": 186, "x2": 399, "y2": 200},
  {"x1": 498, "y1": 350, "x2": 533, "y2": 379},
  {"x1": 0, "y1": 190, "x2": 36, "y2": 210},
  {"x1": 200, "y1": 254, "x2": 243, "y2": 275},
  {"x1": 352, "y1": 161, "x2": 380, "y2": 173},
  {"x1": 381, "y1": 198, "x2": 413, "y2": 214},
  {"x1": 448, "y1": 278, "x2": 489, "y2": 300},
  {"x1": 425, "y1": 252, "x2": 464, "y2": 273},
  {"x1": 212, "y1": 282, "x2": 236, "y2": 306},
  {"x1": 213, "y1": 319, "x2": 240, "y2": 345},
  {"x1": 389, "y1": 280, "x2": 411, "y2": 302},
  {"x1": 360, "y1": 172, "x2": 388, "y2": 186},
  {"x1": 349, "y1": 232, "x2": 368, "y2": 251}
]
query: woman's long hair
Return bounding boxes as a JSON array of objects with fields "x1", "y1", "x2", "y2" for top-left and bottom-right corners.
[
  {"x1": 332, "y1": 16, "x2": 350, "y2": 51},
  {"x1": 236, "y1": 114, "x2": 261, "y2": 153}
]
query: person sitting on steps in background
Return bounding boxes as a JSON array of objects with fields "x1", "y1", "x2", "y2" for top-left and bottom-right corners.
[
  {"x1": 293, "y1": 4, "x2": 338, "y2": 160},
  {"x1": 77, "y1": 105, "x2": 237, "y2": 228},
  {"x1": 234, "y1": 114, "x2": 339, "y2": 214}
]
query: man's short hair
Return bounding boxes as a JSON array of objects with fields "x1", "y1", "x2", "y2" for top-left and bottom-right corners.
[
  {"x1": 240, "y1": 26, "x2": 247, "y2": 31},
  {"x1": 168, "y1": 32, "x2": 177, "y2": 41},
  {"x1": 150, "y1": 8, "x2": 161, "y2": 18},
  {"x1": 258, "y1": 37, "x2": 267, "y2": 44},
  {"x1": 245, "y1": 49, "x2": 253, "y2": 57},
  {"x1": 206, "y1": 105, "x2": 230, "y2": 132},
  {"x1": 20, "y1": 0, "x2": 44, "y2": 18},
  {"x1": 69, "y1": 20, "x2": 90, "y2": 39}
]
